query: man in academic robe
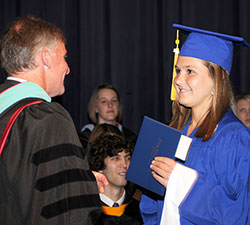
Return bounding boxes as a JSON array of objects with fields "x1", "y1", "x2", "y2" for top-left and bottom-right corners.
[{"x1": 0, "y1": 15, "x2": 108, "y2": 225}]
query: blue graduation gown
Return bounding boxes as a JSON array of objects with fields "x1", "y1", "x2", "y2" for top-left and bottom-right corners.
[{"x1": 140, "y1": 110, "x2": 250, "y2": 225}]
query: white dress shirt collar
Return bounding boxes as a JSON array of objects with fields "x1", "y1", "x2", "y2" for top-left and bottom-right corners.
[{"x1": 99, "y1": 190, "x2": 126, "y2": 207}]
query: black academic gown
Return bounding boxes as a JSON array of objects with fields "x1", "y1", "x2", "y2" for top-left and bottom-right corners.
[
  {"x1": 95, "y1": 183, "x2": 143, "y2": 225},
  {"x1": 0, "y1": 80, "x2": 102, "y2": 225}
]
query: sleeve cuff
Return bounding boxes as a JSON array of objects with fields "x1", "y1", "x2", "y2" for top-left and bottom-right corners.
[{"x1": 160, "y1": 163, "x2": 198, "y2": 225}]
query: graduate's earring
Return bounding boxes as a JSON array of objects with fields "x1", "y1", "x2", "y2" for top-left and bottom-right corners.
[{"x1": 211, "y1": 89, "x2": 214, "y2": 96}]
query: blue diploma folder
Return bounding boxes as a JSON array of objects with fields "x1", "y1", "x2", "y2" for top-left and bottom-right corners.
[{"x1": 126, "y1": 116, "x2": 192, "y2": 196}]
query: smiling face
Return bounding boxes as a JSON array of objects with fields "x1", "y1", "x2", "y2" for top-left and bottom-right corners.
[
  {"x1": 102, "y1": 150, "x2": 131, "y2": 189},
  {"x1": 96, "y1": 88, "x2": 119, "y2": 124},
  {"x1": 174, "y1": 56, "x2": 215, "y2": 114},
  {"x1": 236, "y1": 99, "x2": 250, "y2": 129},
  {"x1": 46, "y1": 40, "x2": 70, "y2": 97}
]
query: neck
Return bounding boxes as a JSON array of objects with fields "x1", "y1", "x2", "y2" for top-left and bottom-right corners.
[
  {"x1": 187, "y1": 108, "x2": 210, "y2": 136},
  {"x1": 10, "y1": 68, "x2": 46, "y2": 92},
  {"x1": 103, "y1": 186, "x2": 125, "y2": 202},
  {"x1": 98, "y1": 119, "x2": 117, "y2": 126}
]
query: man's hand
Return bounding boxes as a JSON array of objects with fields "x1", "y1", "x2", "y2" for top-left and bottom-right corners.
[{"x1": 92, "y1": 171, "x2": 109, "y2": 193}]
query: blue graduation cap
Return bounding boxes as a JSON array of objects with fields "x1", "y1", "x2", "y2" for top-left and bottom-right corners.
[{"x1": 173, "y1": 24, "x2": 250, "y2": 74}]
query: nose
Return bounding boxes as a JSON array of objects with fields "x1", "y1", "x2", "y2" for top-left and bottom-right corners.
[
  {"x1": 174, "y1": 72, "x2": 185, "y2": 86},
  {"x1": 108, "y1": 101, "x2": 113, "y2": 108},
  {"x1": 120, "y1": 157, "x2": 130, "y2": 169}
]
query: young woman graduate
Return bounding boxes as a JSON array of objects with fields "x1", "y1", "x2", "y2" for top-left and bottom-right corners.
[{"x1": 140, "y1": 24, "x2": 250, "y2": 225}]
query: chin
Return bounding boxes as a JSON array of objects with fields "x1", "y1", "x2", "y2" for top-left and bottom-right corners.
[
  {"x1": 58, "y1": 88, "x2": 65, "y2": 96},
  {"x1": 49, "y1": 87, "x2": 65, "y2": 97},
  {"x1": 116, "y1": 180, "x2": 127, "y2": 187},
  {"x1": 121, "y1": 181, "x2": 128, "y2": 186},
  {"x1": 179, "y1": 101, "x2": 191, "y2": 108},
  {"x1": 106, "y1": 118, "x2": 117, "y2": 123}
]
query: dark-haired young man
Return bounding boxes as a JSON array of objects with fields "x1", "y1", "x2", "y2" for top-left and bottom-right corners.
[{"x1": 88, "y1": 134, "x2": 142, "y2": 225}]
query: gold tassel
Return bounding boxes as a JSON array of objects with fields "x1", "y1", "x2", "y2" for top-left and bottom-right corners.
[{"x1": 170, "y1": 29, "x2": 180, "y2": 101}]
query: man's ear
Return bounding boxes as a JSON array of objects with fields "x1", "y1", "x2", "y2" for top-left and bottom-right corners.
[{"x1": 40, "y1": 48, "x2": 51, "y2": 69}]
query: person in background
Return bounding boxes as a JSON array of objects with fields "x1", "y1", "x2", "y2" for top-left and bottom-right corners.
[
  {"x1": 140, "y1": 24, "x2": 250, "y2": 225},
  {"x1": 79, "y1": 84, "x2": 137, "y2": 150},
  {"x1": 0, "y1": 15, "x2": 107, "y2": 225},
  {"x1": 88, "y1": 123, "x2": 142, "y2": 201},
  {"x1": 88, "y1": 133, "x2": 143, "y2": 225},
  {"x1": 234, "y1": 93, "x2": 250, "y2": 129}
]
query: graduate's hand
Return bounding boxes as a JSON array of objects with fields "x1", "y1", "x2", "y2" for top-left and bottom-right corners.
[
  {"x1": 92, "y1": 171, "x2": 109, "y2": 193},
  {"x1": 150, "y1": 157, "x2": 176, "y2": 188}
]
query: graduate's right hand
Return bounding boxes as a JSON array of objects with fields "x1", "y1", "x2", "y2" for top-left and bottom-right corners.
[
  {"x1": 92, "y1": 171, "x2": 109, "y2": 193},
  {"x1": 150, "y1": 157, "x2": 176, "y2": 188}
]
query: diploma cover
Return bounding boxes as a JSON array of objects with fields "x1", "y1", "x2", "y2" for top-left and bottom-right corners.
[{"x1": 126, "y1": 116, "x2": 192, "y2": 196}]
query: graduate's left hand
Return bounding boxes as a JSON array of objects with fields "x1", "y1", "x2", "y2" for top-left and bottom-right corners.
[
  {"x1": 150, "y1": 157, "x2": 176, "y2": 188},
  {"x1": 92, "y1": 171, "x2": 109, "y2": 193}
]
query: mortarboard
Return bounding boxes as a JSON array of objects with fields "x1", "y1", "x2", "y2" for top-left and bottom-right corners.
[
  {"x1": 170, "y1": 24, "x2": 250, "y2": 100},
  {"x1": 173, "y1": 24, "x2": 250, "y2": 73}
]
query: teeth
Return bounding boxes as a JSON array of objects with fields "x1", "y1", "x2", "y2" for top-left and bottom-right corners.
[
  {"x1": 119, "y1": 172, "x2": 126, "y2": 176},
  {"x1": 180, "y1": 88, "x2": 189, "y2": 93}
]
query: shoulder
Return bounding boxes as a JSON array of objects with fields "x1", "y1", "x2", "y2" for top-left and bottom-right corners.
[
  {"x1": 13, "y1": 101, "x2": 81, "y2": 148},
  {"x1": 24, "y1": 101, "x2": 75, "y2": 128},
  {"x1": 208, "y1": 110, "x2": 250, "y2": 160},
  {"x1": 79, "y1": 124, "x2": 94, "y2": 146},
  {"x1": 0, "y1": 79, "x2": 18, "y2": 92},
  {"x1": 123, "y1": 198, "x2": 143, "y2": 224},
  {"x1": 1, "y1": 98, "x2": 73, "y2": 128},
  {"x1": 81, "y1": 124, "x2": 95, "y2": 132},
  {"x1": 216, "y1": 110, "x2": 250, "y2": 137}
]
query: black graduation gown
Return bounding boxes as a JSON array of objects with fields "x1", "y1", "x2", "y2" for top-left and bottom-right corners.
[
  {"x1": 0, "y1": 80, "x2": 102, "y2": 225},
  {"x1": 95, "y1": 183, "x2": 143, "y2": 225}
]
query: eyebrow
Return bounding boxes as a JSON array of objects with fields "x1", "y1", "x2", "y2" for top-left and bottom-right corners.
[
  {"x1": 99, "y1": 97, "x2": 118, "y2": 100},
  {"x1": 175, "y1": 65, "x2": 192, "y2": 69}
]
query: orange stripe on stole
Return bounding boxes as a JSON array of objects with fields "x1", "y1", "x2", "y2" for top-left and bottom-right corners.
[{"x1": 102, "y1": 203, "x2": 129, "y2": 217}]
